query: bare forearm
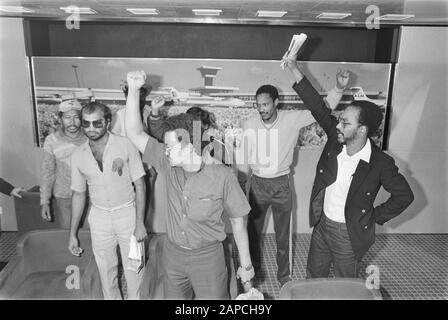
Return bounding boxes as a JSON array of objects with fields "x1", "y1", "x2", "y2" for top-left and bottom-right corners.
[
  {"x1": 231, "y1": 216, "x2": 252, "y2": 268},
  {"x1": 134, "y1": 178, "x2": 146, "y2": 226},
  {"x1": 325, "y1": 87, "x2": 344, "y2": 110},
  {"x1": 40, "y1": 153, "x2": 56, "y2": 205},
  {"x1": 126, "y1": 88, "x2": 144, "y2": 136},
  {"x1": 289, "y1": 61, "x2": 304, "y2": 83},
  {"x1": 70, "y1": 191, "x2": 86, "y2": 236},
  {"x1": 125, "y1": 87, "x2": 148, "y2": 153}
]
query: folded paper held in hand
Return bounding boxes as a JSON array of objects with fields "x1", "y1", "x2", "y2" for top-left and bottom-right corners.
[
  {"x1": 127, "y1": 235, "x2": 145, "y2": 273},
  {"x1": 280, "y1": 33, "x2": 308, "y2": 69},
  {"x1": 236, "y1": 287, "x2": 264, "y2": 300}
]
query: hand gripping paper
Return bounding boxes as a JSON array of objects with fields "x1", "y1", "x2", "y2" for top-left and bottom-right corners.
[
  {"x1": 280, "y1": 33, "x2": 308, "y2": 69},
  {"x1": 127, "y1": 235, "x2": 145, "y2": 273}
]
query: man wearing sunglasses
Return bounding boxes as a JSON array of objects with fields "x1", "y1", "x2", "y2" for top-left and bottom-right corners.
[
  {"x1": 124, "y1": 71, "x2": 255, "y2": 300},
  {"x1": 284, "y1": 57, "x2": 414, "y2": 279},
  {"x1": 68, "y1": 102, "x2": 147, "y2": 299}
]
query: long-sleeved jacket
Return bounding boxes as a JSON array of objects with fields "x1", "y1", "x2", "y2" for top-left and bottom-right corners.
[
  {"x1": 293, "y1": 77, "x2": 414, "y2": 260},
  {"x1": 0, "y1": 178, "x2": 14, "y2": 196}
]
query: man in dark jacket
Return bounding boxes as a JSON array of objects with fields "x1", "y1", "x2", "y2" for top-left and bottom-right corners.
[{"x1": 285, "y1": 59, "x2": 414, "y2": 278}]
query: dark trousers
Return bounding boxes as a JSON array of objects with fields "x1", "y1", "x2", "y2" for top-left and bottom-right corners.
[
  {"x1": 248, "y1": 174, "x2": 292, "y2": 281},
  {"x1": 162, "y1": 239, "x2": 229, "y2": 300},
  {"x1": 306, "y1": 213, "x2": 360, "y2": 278}
]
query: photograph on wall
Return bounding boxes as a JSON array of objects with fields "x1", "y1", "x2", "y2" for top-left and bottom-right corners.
[{"x1": 31, "y1": 57, "x2": 391, "y2": 149}]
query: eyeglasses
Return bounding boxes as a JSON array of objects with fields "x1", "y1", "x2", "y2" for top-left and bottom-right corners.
[
  {"x1": 81, "y1": 119, "x2": 105, "y2": 128},
  {"x1": 337, "y1": 117, "x2": 361, "y2": 129}
]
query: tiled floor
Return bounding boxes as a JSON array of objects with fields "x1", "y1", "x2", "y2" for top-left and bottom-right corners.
[
  {"x1": 237, "y1": 233, "x2": 448, "y2": 300},
  {"x1": 1, "y1": 232, "x2": 447, "y2": 300}
]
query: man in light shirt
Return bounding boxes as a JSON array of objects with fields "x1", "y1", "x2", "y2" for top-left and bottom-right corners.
[
  {"x1": 237, "y1": 75, "x2": 345, "y2": 287},
  {"x1": 40, "y1": 99, "x2": 87, "y2": 228},
  {"x1": 68, "y1": 102, "x2": 147, "y2": 299},
  {"x1": 285, "y1": 59, "x2": 414, "y2": 278}
]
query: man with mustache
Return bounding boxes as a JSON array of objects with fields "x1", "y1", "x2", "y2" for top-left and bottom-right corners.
[
  {"x1": 237, "y1": 73, "x2": 346, "y2": 287},
  {"x1": 284, "y1": 58, "x2": 414, "y2": 278},
  {"x1": 68, "y1": 102, "x2": 147, "y2": 299},
  {"x1": 40, "y1": 99, "x2": 87, "y2": 229}
]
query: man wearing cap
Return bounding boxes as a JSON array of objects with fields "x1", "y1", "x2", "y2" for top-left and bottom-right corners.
[{"x1": 40, "y1": 99, "x2": 87, "y2": 229}]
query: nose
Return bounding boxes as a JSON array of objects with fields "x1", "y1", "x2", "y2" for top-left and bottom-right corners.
[{"x1": 336, "y1": 122, "x2": 342, "y2": 131}]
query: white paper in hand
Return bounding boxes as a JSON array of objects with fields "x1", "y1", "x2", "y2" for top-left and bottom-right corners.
[
  {"x1": 127, "y1": 235, "x2": 145, "y2": 274},
  {"x1": 280, "y1": 33, "x2": 308, "y2": 69},
  {"x1": 235, "y1": 287, "x2": 264, "y2": 300}
]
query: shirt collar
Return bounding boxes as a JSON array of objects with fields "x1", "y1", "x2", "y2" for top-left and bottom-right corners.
[{"x1": 341, "y1": 139, "x2": 371, "y2": 163}]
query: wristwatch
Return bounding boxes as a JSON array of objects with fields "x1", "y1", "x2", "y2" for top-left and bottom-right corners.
[
  {"x1": 237, "y1": 264, "x2": 255, "y2": 284},
  {"x1": 149, "y1": 110, "x2": 161, "y2": 119}
]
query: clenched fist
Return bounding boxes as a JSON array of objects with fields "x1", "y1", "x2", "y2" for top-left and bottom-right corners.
[
  {"x1": 336, "y1": 70, "x2": 350, "y2": 90},
  {"x1": 127, "y1": 71, "x2": 147, "y2": 91}
]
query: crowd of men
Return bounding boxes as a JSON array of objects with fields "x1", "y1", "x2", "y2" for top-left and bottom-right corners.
[{"x1": 30, "y1": 44, "x2": 414, "y2": 299}]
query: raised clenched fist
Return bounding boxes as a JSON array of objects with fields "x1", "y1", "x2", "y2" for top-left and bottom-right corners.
[
  {"x1": 127, "y1": 71, "x2": 147, "y2": 90},
  {"x1": 336, "y1": 70, "x2": 350, "y2": 90}
]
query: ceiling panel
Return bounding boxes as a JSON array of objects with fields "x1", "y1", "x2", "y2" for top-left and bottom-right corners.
[{"x1": 0, "y1": 0, "x2": 446, "y2": 25}]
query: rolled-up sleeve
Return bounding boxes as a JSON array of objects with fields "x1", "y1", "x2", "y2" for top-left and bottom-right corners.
[
  {"x1": 223, "y1": 172, "x2": 251, "y2": 218},
  {"x1": 142, "y1": 135, "x2": 169, "y2": 173},
  {"x1": 70, "y1": 151, "x2": 87, "y2": 193}
]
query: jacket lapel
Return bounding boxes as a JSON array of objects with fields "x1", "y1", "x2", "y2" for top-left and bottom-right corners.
[
  {"x1": 346, "y1": 144, "x2": 378, "y2": 203},
  {"x1": 328, "y1": 141, "x2": 343, "y2": 182}
]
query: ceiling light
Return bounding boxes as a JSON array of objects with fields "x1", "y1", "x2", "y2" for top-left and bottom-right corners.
[
  {"x1": 192, "y1": 9, "x2": 222, "y2": 16},
  {"x1": 60, "y1": 6, "x2": 97, "y2": 14},
  {"x1": 126, "y1": 8, "x2": 160, "y2": 15},
  {"x1": 378, "y1": 14, "x2": 415, "y2": 21},
  {"x1": 316, "y1": 12, "x2": 352, "y2": 19},
  {"x1": 256, "y1": 10, "x2": 287, "y2": 18},
  {"x1": 0, "y1": 6, "x2": 34, "y2": 13}
]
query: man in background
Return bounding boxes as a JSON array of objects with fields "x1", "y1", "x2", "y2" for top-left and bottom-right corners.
[
  {"x1": 40, "y1": 99, "x2": 87, "y2": 228},
  {"x1": 237, "y1": 75, "x2": 345, "y2": 287}
]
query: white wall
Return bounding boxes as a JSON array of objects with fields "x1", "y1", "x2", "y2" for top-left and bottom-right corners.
[
  {"x1": 0, "y1": 18, "x2": 44, "y2": 231},
  {"x1": 0, "y1": 20, "x2": 446, "y2": 233},
  {"x1": 378, "y1": 26, "x2": 447, "y2": 233}
]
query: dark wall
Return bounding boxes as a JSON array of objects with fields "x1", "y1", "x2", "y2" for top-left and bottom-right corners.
[{"x1": 24, "y1": 20, "x2": 399, "y2": 63}]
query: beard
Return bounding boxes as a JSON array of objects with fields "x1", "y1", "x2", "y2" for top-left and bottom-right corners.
[{"x1": 85, "y1": 129, "x2": 106, "y2": 141}]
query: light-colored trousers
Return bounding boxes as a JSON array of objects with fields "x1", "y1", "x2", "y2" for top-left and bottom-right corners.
[{"x1": 88, "y1": 203, "x2": 144, "y2": 300}]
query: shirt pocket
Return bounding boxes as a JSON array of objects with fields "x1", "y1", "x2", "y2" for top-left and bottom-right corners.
[{"x1": 185, "y1": 195, "x2": 221, "y2": 222}]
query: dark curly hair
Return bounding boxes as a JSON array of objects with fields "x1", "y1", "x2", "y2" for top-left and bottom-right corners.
[
  {"x1": 255, "y1": 84, "x2": 279, "y2": 101},
  {"x1": 81, "y1": 102, "x2": 112, "y2": 123},
  {"x1": 349, "y1": 101, "x2": 383, "y2": 137}
]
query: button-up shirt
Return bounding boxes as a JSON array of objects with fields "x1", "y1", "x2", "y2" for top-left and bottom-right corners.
[
  {"x1": 324, "y1": 139, "x2": 372, "y2": 223},
  {"x1": 143, "y1": 135, "x2": 250, "y2": 249},
  {"x1": 71, "y1": 133, "x2": 145, "y2": 209}
]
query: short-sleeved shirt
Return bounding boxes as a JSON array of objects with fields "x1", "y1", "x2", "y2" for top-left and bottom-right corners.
[
  {"x1": 71, "y1": 133, "x2": 145, "y2": 209},
  {"x1": 142, "y1": 135, "x2": 250, "y2": 249}
]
